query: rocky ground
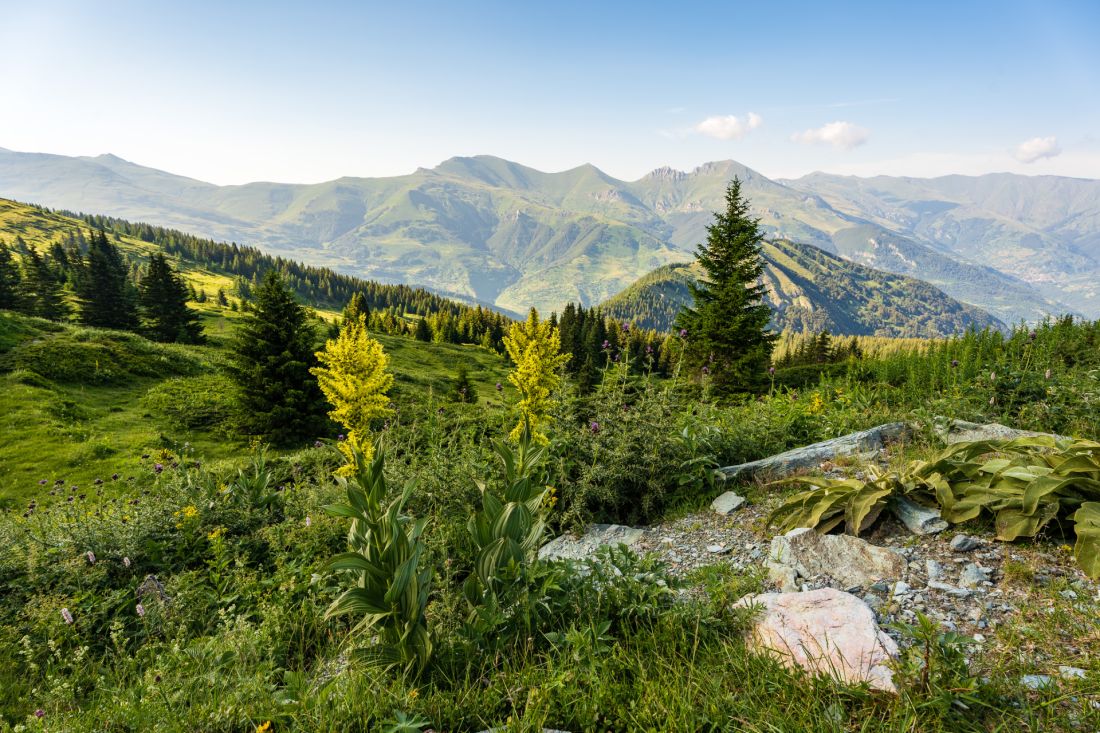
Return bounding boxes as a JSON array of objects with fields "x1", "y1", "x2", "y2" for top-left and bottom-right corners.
[{"x1": 541, "y1": 421, "x2": 1100, "y2": 701}]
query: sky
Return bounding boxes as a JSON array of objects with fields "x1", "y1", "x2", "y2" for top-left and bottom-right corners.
[{"x1": 1, "y1": 0, "x2": 1098, "y2": 185}]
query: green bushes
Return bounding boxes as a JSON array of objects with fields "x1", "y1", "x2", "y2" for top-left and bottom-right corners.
[{"x1": 142, "y1": 373, "x2": 238, "y2": 430}]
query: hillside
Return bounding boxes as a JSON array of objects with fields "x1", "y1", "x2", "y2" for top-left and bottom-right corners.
[
  {"x1": 0, "y1": 149, "x2": 1075, "y2": 322},
  {"x1": 600, "y1": 239, "x2": 1005, "y2": 337}
]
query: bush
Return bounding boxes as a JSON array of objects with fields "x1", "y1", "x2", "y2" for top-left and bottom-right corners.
[{"x1": 142, "y1": 373, "x2": 239, "y2": 431}]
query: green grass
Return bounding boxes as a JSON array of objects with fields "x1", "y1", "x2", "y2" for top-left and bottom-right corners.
[{"x1": 0, "y1": 310, "x2": 510, "y2": 508}]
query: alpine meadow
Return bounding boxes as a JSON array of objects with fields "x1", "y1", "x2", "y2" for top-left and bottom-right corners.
[{"x1": 3, "y1": 2, "x2": 1100, "y2": 731}]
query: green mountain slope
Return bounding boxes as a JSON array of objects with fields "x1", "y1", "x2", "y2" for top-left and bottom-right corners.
[
  {"x1": 600, "y1": 239, "x2": 1005, "y2": 337},
  {"x1": 0, "y1": 148, "x2": 1079, "y2": 320}
]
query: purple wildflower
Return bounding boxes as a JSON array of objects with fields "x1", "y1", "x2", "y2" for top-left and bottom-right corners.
[
  {"x1": 111, "y1": 473, "x2": 120, "y2": 481},
  {"x1": 35, "y1": 709, "x2": 45, "y2": 719},
  {"x1": 314, "y1": 440, "x2": 323, "y2": 448},
  {"x1": 123, "y1": 556, "x2": 131, "y2": 568},
  {"x1": 950, "y1": 359, "x2": 959, "y2": 368},
  {"x1": 768, "y1": 366, "x2": 776, "y2": 375},
  {"x1": 645, "y1": 345, "x2": 653, "y2": 354},
  {"x1": 622, "y1": 322, "x2": 630, "y2": 333},
  {"x1": 94, "y1": 478, "x2": 103, "y2": 485},
  {"x1": 38, "y1": 479, "x2": 47, "y2": 486},
  {"x1": 305, "y1": 516, "x2": 312, "y2": 528},
  {"x1": 61, "y1": 608, "x2": 73, "y2": 624},
  {"x1": 153, "y1": 463, "x2": 163, "y2": 474},
  {"x1": 589, "y1": 421, "x2": 600, "y2": 434},
  {"x1": 86, "y1": 551, "x2": 96, "y2": 565},
  {"x1": 136, "y1": 603, "x2": 145, "y2": 618},
  {"x1": 679, "y1": 329, "x2": 687, "y2": 338},
  {"x1": 702, "y1": 366, "x2": 710, "y2": 375},
  {"x1": 602, "y1": 340, "x2": 610, "y2": 350},
  {"x1": 337, "y1": 434, "x2": 346, "y2": 442}
]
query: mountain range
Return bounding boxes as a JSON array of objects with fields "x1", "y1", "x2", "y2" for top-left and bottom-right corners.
[{"x1": 1, "y1": 147, "x2": 1095, "y2": 322}]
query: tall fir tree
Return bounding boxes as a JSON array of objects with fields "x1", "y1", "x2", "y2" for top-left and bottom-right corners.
[
  {"x1": 231, "y1": 271, "x2": 328, "y2": 446},
  {"x1": 19, "y1": 249, "x2": 69, "y2": 320},
  {"x1": 77, "y1": 229, "x2": 139, "y2": 330},
  {"x1": 0, "y1": 241, "x2": 21, "y2": 311},
  {"x1": 139, "y1": 253, "x2": 205, "y2": 343},
  {"x1": 674, "y1": 178, "x2": 776, "y2": 394}
]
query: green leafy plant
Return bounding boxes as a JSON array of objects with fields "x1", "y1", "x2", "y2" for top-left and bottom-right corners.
[
  {"x1": 770, "y1": 435, "x2": 1100, "y2": 577},
  {"x1": 463, "y1": 419, "x2": 552, "y2": 611},
  {"x1": 323, "y1": 444, "x2": 433, "y2": 673}
]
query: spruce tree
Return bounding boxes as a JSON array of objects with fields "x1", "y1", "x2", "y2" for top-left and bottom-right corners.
[
  {"x1": 0, "y1": 241, "x2": 21, "y2": 311},
  {"x1": 231, "y1": 271, "x2": 328, "y2": 446},
  {"x1": 139, "y1": 254, "x2": 205, "y2": 343},
  {"x1": 413, "y1": 316, "x2": 432, "y2": 342},
  {"x1": 675, "y1": 178, "x2": 776, "y2": 393},
  {"x1": 20, "y1": 249, "x2": 69, "y2": 320},
  {"x1": 77, "y1": 229, "x2": 139, "y2": 330}
]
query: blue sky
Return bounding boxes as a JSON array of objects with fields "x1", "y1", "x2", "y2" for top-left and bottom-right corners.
[{"x1": 1, "y1": 0, "x2": 1097, "y2": 184}]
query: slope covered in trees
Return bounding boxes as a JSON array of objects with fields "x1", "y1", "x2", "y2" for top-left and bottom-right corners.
[{"x1": 601, "y1": 238, "x2": 1005, "y2": 338}]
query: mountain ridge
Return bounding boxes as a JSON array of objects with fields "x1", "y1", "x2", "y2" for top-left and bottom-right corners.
[{"x1": 0, "y1": 147, "x2": 1088, "y2": 321}]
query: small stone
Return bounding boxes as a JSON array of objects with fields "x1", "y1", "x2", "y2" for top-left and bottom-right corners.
[
  {"x1": 926, "y1": 560, "x2": 946, "y2": 582},
  {"x1": 1059, "y1": 666, "x2": 1086, "y2": 680},
  {"x1": 711, "y1": 491, "x2": 747, "y2": 515},
  {"x1": 1021, "y1": 674, "x2": 1055, "y2": 690},
  {"x1": 707, "y1": 544, "x2": 731, "y2": 555},
  {"x1": 959, "y1": 563, "x2": 991, "y2": 589},
  {"x1": 967, "y1": 607, "x2": 983, "y2": 622},
  {"x1": 893, "y1": 581, "x2": 912, "y2": 598},
  {"x1": 972, "y1": 633, "x2": 985, "y2": 642},
  {"x1": 1060, "y1": 589, "x2": 1078, "y2": 600},
  {"x1": 950, "y1": 534, "x2": 981, "y2": 552}
]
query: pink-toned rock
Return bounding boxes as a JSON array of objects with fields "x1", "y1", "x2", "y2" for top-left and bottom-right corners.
[{"x1": 734, "y1": 587, "x2": 898, "y2": 692}]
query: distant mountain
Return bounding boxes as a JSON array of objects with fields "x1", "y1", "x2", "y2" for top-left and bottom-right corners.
[
  {"x1": 0, "y1": 147, "x2": 1086, "y2": 320},
  {"x1": 782, "y1": 172, "x2": 1100, "y2": 317},
  {"x1": 600, "y1": 239, "x2": 1005, "y2": 338}
]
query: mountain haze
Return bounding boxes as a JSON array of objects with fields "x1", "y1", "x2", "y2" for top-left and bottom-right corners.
[{"x1": 0, "y1": 147, "x2": 1088, "y2": 320}]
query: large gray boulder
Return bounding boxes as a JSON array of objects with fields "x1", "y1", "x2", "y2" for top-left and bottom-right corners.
[
  {"x1": 940, "y1": 419, "x2": 1066, "y2": 444},
  {"x1": 717, "y1": 422, "x2": 911, "y2": 482},
  {"x1": 538, "y1": 524, "x2": 644, "y2": 561},
  {"x1": 734, "y1": 588, "x2": 899, "y2": 692},
  {"x1": 768, "y1": 528, "x2": 907, "y2": 590}
]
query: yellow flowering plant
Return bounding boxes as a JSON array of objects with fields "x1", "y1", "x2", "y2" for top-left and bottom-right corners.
[
  {"x1": 502, "y1": 308, "x2": 569, "y2": 443},
  {"x1": 311, "y1": 314, "x2": 393, "y2": 469}
]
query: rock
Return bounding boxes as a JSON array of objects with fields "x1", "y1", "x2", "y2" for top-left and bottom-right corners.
[
  {"x1": 711, "y1": 491, "x2": 747, "y2": 515},
  {"x1": 767, "y1": 561, "x2": 799, "y2": 593},
  {"x1": 942, "y1": 420, "x2": 1066, "y2": 445},
  {"x1": 718, "y1": 423, "x2": 911, "y2": 482},
  {"x1": 769, "y1": 528, "x2": 908, "y2": 590},
  {"x1": 1060, "y1": 589, "x2": 1078, "y2": 600},
  {"x1": 927, "y1": 580, "x2": 972, "y2": 598},
  {"x1": 734, "y1": 588, "x2": 898, "y2": 692},
  {"x1": 891, "y1": 496, "x2": 948, "y2": 535},
  {"x1": 893, "y1": 581, "x2": 912, "y2": 598},
  {"x1": 959, "y1": 563, "x2": 992, "y2": 589},
  {"x1": 1059, "y1": 666, "x2": 1086, "y2": 680},
  {"x1": 926, "y1": 560, "x2": 946, "y2": 582},
  {"x1": 706, "y1": 544, "x2": 731, "y2": 554},
  {"x1": 1020, "y1": 674, "x2": 1055, "y2": 690},
  {"x1": 538, "y1": 524, "x2": 644, "y2": 561},
  {"x1": 950, "y1": 534, "x2": 981, "y2": 552}
]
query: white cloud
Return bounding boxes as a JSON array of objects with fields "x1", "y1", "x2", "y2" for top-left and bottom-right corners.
[
  {"x1": 694, "y1": 113, "x2": 762, "y2": 140},
  {"x1": 791, "y1": 121, "x2": 870, "y2": 150},
  {"x1": 1013, "y1": 136, "x2": 1062, "y2": 164}
]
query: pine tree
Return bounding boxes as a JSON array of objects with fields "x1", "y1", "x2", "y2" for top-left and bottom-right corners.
[
  {"x1": 20, "y1": 249, "x2": 69, "y2": 320},
  {"x1": 77, "y1": 229, "x2": 139, "y2": 330},
  {"x1": 0, "y1": 241, "x2": 21, "y2": 310},
  {"x1": 231, "y1": 271, "x2": 328, "y2": 446},
  {"x1": 139, "y1": 254, "x2": 205, "y2": 343},
  {"x1": 674, "y1": 178, "x2": 776, "y2": 393},
  {"x1": 413, "y1": 317, "x2": 432, "y2": 342}
]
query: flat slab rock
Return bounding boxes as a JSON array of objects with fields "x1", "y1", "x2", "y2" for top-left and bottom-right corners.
[
  {"x1": 718, "y1": 422, "x2": 910, "y2": 482},
  {"x1": 941, "y1": 419, "x2": 1066, "y2": 445},
  {"x1": 769, "y1": 528, "x2": 907, "y2": 591},
  {"x1": 538, "y1": 524, "x2": 644, "y2": 561},
  {"x1": 711, "y1": 490, "x2": 747, "y2": 515},
  {"x1": 735, "y1": 587, "x2": 899, "y2": 692}
]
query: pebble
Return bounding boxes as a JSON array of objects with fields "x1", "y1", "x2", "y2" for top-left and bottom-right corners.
[
  {"x1": 950, "y1": 534, "x2": 982, "y2": 552},
  {"x1": 1060, "y1": 589, "x2": 1078, "y2": 600},
  {"x1": 959, "y1": 563, "x2": 991, "y2": 588},
  {"x1": 926, "y1": 559, "x2": 946, "y2": 582},
  {"x1": 1020, "y1": 674, "x2": 1055, "y2": 690},
  {"x1": 1059, "y1": 666, "x2": 1086, "y2": 680}
]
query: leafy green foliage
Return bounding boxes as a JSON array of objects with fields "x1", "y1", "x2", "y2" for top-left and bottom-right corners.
[{"x1": 323, "y1": 445, "x2": 433, "y2": 673}]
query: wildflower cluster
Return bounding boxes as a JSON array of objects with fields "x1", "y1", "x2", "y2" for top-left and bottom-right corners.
[
  {"x1": 502, "y1": 308, "x2": 569, "y2": 443},
  {"x1": 311, "y1": 313, "x2": 394, "y2": 467}
]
